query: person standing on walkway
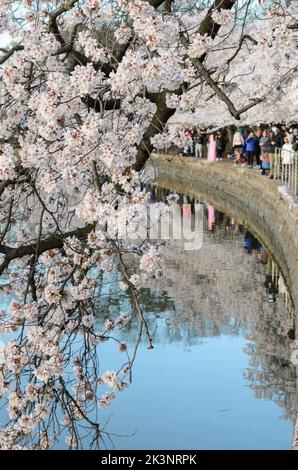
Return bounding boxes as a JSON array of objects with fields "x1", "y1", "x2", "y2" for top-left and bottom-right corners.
[
  {"x1": 259, "y1": 130, "x2": 270, "y2": 175},
  {"x1": 193, "y1": 129, "x2": 204, "y2": 158},
  {"x1": 281, "y1": 137, "x2": 295, "y2": 181},
  {"x1": 254, "y1": 131, "x2": 261, "y2": 168},
  {"x1": 208, "y1": 133, "x2": 217, "y2": 162},
  {"x1": 183, "y1": 128, "x2": 194, "y2": 156},
  {"x1": 269, "y1": 126, "x2": 284, "y2": 179},
  {"x1": 216, "y1": 131, "x2": 224, "y2": 159},
  {"x1": 245, "y1": 131, "x2": 256, "y2": 168},
  {"x1": 292, "y1": 136, "x2": 298, "y2": 152},
  {"x1": 285, "y1": 129, "x2": 293, "y2": 144},
  {"x1": 233, "y1": 128, "x2": 244, "y2": 150}
]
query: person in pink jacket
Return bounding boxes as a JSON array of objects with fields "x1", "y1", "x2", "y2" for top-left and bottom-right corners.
[{"x1": 208, "y1": 133, "x2": 217, "y2": 162}]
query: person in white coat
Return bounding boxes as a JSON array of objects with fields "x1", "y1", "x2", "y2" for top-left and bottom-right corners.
[
  {"x1": 281, "y1": 137, "x2": 295, "y2": 181},
  {"x1": 233, "y1": 128, "x2": 244, "y2": 149}
]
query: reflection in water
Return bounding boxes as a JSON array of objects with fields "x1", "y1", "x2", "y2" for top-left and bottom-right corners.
[
  {"x1": 94, "y1": 187, "x2": 296, "y2": 449},
  {"x1": 148, "y1": 187, "x2": 296, "y2": 428},
  {"x1": 0, "y1": 186, "x2": 296, "y2": 449},
  {"x1": 207, "y1": 204, "x2": 215, "y2": 231}
]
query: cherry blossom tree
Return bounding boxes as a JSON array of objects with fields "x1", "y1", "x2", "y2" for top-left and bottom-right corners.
[{"x1": 0, "y1": 0, "x2": 297, "y2": 449}]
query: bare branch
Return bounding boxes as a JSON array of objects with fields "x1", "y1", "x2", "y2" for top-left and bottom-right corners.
[
  {"x1": 226, "y1": 34, "x2": 258, "y2": 65},
  {"x1": 133, "y1": 91, "x2": 177, "y2": 172},
  {"x1": 0, "y1": 223, "x2": 94, "y2": 275},
  {"x1": 48, "y1": 0, "x2": 79, "y2": 45},
  {"x1": 82, "y1": 96, "x2": 121, "y2": 112}
]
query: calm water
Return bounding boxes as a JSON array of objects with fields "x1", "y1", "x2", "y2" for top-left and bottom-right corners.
[
  {"x1": 95, "y1": 193, "x2": 296, "y2": 450},
  {"x1": 0, "y1": 191, "x2": 296, "y2": 450}
]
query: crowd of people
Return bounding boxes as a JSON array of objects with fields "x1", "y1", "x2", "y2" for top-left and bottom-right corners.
[{"x1": 182, "y1": 124, "x2": 298, "y2": 179}]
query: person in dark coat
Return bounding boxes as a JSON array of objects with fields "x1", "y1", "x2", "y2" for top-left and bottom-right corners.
[
  {"x1": 268, "y1": 126, "x2": 284, "y2": 178},
  {"x1": 216, "y1": 132, "x2": 224, "y2": 159},
  {"x1": 292, "y1": 136, "x2": 298, "y2": 152},
  {"x1": 254, "y1": 133, "x2": 261, "y2": 167},
  {"x1": 266, "y1": 281, "x2": 278, "y2": 304}
]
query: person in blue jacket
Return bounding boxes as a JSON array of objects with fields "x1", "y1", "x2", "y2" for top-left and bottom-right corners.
[
  {"x1": 245, "y1": 131, "x2": 258, "y2": 168},
  {"x1": 244, "y1": 231, "x2": 261, "y2": 254}
]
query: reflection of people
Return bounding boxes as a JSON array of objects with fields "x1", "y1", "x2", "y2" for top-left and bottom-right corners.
[
  {"x1": 266, "y1": 281, "x2": 278, "y2": 304},
  {"x1": 149, "y1": 184, "x2": 156, "y2": 201},
  {"x1": 243, "y1": 231, "x2": 261, "y2": 254},
  {"x1": 182, "y1": 195, "x2": 191, "y2": 218},
  {"x1": 207, "y1": 204, "x2": 215, "y2": 231},
  {"x1": 259, "y1": 248, "x2": 269, "y2": 264},
  {"x1": 264, "y1": 256, "x2": 279, "y2": 304}
]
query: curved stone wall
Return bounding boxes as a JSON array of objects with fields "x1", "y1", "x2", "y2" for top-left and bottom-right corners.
[{"x1": 149, "y1": 154, "x2": 298, "y2": 323}]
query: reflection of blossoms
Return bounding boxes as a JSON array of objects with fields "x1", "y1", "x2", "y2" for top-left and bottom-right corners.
[
  {"x1": 145, "y1": 217, "x2": 296, "y2": 422},
  {"x1": 268, "y1": 4, "x2": 284, "y2": 18},
  {"x1": 257, "y1": 33, "x2": 273, "y2": 48},
  {"x1": 273, "y1": 25, "x2": 293, "y2": 45},
  {"x1": 129, "y1": 273, "x2": 143, "y2": 288},
  {"x1": 140, "y1": 246, "x2": 162, "y2": 274},
  {"x1": 244, "y1": 301, "x2": 296, "y2": 421}
]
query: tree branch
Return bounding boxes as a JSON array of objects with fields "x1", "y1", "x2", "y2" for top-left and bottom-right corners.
[
  {"x1": 0, "y1": 45, "x2": 24, "y2": 65},
  {"x1": 226, "y1": 34, "x2": 258, "y2": 65},
  {"x1": 0, "y1": 223, "x2": 94, "y2": 275},
  {"x1": 192, "y1": 58, "x2": 241, "y2": 119},
  {"x1": 199, "y1": 0, "x2": 236, "y2": 39},
  {"x1": 48, "y1": 0, "x2": 79, "y2": 45},
  {"x1": 133, "y1": 91, "x2": 177, "y2": 172},
  {"x1": 82, "y1": 96, "x2": 121, "y2": 112},
  {"x1": 148, "y1": 0, "x2": 166, "y2": 7}
]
